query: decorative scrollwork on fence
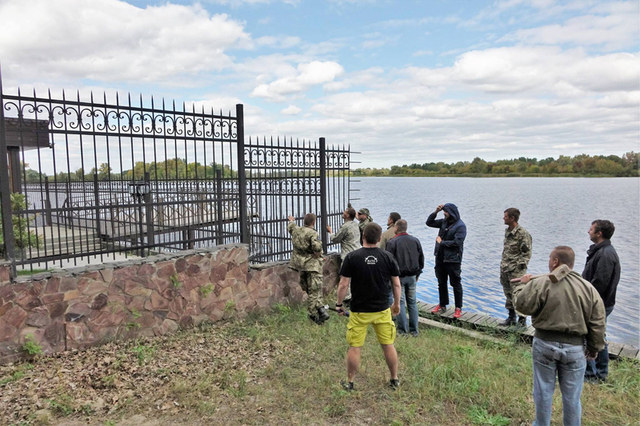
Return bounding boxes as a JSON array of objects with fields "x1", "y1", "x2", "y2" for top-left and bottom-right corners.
[{"x1": 2, "y1": 98, "x2": 238, "y2": 140}]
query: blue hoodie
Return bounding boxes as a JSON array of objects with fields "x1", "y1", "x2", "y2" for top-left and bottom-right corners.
[{"x1": 425, "y1": 203, "x2": 466, "y2": 263}]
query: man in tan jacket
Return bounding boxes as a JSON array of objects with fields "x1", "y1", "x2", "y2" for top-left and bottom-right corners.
[
  {"x1": 512, "y1": 246, "x2": 605, "y2": 426},
  {"x1": 379, "y1": 212, "x2": 401, "y2": 250}
]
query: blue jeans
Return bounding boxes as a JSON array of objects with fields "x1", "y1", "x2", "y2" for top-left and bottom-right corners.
[
  {"x1": 585, "y1": 306, "x2": 614, "y2": 380},
  {"x1": 532, "y1": 337, "x2": 586, "y2": 426},
  {"x1": 396, "y1": 276, "x2": 419, "y2": 334}
]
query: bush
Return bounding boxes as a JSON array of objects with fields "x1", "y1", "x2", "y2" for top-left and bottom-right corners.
[{"x1": 0, "y1": 193, "x2": 42, "y2": 255}]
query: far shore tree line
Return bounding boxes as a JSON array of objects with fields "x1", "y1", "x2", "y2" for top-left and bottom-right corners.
[
  {"x1": 353, "y1": 152, "x2": 639, "y2": 177},
  {"x1": 20, "y1": 152, "x2": 639, "y2": 182}
]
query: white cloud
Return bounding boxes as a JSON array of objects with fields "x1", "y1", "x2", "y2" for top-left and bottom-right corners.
[
  {"x1": 255, "y1": 35, "x2": 302, "y2": 49},
  {"x1": 0, "y1": 0, "x2": 251, "y2": 83},
  {"x1": 413, "y1": 50, "x2": 433, "y2": 57},
  {"x1": 250, "y1": 61, "x2": 345, "y2": 101},
  {"x1": 500, "y1": 2, "x2": 639, "y2": 50},
  {"x1": 281, "y1": 105, "x2": 302, "y2": 115},
  {"x1": 409, "y1": 47, "x2": 640, "y2": 95},
  {"x1": 206, "y1": 0, "x2": 299, "y2": 6}
]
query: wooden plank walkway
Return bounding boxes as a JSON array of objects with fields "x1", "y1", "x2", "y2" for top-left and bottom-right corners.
[{"x1": 416, "y1": 301, "x2": 638, "y2": 361}]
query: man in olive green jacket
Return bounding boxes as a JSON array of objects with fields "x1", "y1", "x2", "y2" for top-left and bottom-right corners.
[
  {"x1": 288, "y1": 213, "x2": 329, "y2": 324},
  {"x1": 512, "y1": 246, "x2": 605, "y2": 426}
]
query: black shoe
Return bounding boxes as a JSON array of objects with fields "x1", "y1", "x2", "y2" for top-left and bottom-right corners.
[
  {"x1": 498, "y1": 316, "x2": 517, "y2": 326},
  {"x1": 517, "y1": 316, "x2": 527, "y2": 327},
  {"x1": 340, "y1": 380, "x2": 354, "y2": 391},
  {"x1": 317, "y1": 307, "x2": 330, "y2": 323},
  {"x1": 308, "y1": 314, "x2": 322, "y2": 324},
  {"x1": 389, "y1": 379, "x2": 400, "y2": 390}
]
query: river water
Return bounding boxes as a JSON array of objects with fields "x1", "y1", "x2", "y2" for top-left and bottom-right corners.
[{"x1": 351, "y1": 177, "x2": 639, "y2": 347}]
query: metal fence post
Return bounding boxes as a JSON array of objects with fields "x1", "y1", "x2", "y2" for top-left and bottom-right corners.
[
  {"x1": 44, "y1": 176, "x2": 52, "y2": 226},
  {"x1": 93, "y1": 174, "x2": 101, "y2": 237},
  {"x1": 216, "y1": 168, "x2": 224, "y2": 246},
  {"x1": 236, "y1": 104, "x2": 249, "y2": 245},
  {"x1": 319, "y1": 137, "x2": 328, "y2": 253},
  {"x1": 144, "y1": 171, "x2": 154, "y2": 252},
  {"x1": 0, "y1": 67, "x2": 17, "y2": 278}
]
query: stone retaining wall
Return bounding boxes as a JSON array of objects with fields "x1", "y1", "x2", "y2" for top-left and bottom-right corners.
[{"x1": 0, "y1": 245, "x2": 341, "y2": 364}]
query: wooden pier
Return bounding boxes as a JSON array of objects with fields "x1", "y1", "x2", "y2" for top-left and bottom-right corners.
[{"x1": 416, "y1": 301, "x2": 640, "y2": 362}]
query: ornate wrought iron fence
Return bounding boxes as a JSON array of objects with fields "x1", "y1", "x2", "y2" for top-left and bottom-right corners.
[
  {"x1": 0, "y1": 74, "x2": 351, "y2": 276},
  {"x1": 243, "y1": 137, "x2": 350, "y2": 262}
]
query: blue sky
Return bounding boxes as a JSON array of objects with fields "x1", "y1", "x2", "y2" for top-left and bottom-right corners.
[{"x1": 0, "y1": 0, "x2": 638, "y2": 167}]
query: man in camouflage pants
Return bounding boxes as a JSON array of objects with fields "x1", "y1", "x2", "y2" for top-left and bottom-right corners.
[
  {"x1": 288, "y1": 213, "x2": 330, "y2": 324},
  {"x1": 356, "y1": 207, "x2": 373, "y2": 245},
  {"x1": 499, "y1": 207, "x2": 533, "y2": 327}
]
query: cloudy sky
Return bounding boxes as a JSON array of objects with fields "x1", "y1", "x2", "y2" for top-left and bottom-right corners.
[{"x1": 0, "y1": 0, "x2": 638, "y2": 167}]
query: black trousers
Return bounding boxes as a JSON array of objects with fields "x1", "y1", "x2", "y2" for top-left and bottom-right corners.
[{"x1": 434, "y1": 261, "x2": 463, "y2": 308}]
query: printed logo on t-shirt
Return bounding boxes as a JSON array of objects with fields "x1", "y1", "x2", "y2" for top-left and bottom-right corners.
[{"x1": 365, "y1": 255, "x2": 378, "y2": 265}]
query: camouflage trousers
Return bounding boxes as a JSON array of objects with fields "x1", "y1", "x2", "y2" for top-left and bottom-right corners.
[
  {"x1": 299, "y1": 271, "x2": 324, "y2": 316},
  {"x1": 500, "y1": 268, "x2": 527, "y2": 314}
]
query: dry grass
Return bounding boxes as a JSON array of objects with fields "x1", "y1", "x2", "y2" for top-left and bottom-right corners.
[{"x1": 0, "y1": 303, "x2": 638, "y2": 425}]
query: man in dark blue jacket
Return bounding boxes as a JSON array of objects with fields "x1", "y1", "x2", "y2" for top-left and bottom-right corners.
[
  {"x1": 386, "y1": 219, "x2": 424, "y2": 336},
  {"x1": 426, "y1": 203, "x2": 466, "y2": 319},
  {"x1": 582, "y1": 219, "x2": 621, "y2": 383}
]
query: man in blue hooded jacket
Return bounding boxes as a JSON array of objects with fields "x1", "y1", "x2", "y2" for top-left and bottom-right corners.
[{"x1": 426, "y1": 203, "x2": 467, "y2": 319}]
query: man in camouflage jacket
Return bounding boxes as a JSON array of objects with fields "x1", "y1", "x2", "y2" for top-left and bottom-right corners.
[
  {"x1": 499, "y1": 207, "x2": 533, "y2": 326},
  {"x1": 356, "y1": 207, "x2": 373, "y2": 245},
  {"x1": 288, "y1": 213, "x2": 329, "y2": 324}
]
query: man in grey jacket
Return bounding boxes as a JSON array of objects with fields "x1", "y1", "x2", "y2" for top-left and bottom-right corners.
[
  {"x1": 513, "y1": 246, "x2": 605, "y2": 426},
  {"x1": 582, "y1": 220, "x2": 621, "y2": 383}
]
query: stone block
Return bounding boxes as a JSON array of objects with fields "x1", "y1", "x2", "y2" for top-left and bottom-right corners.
[
  {"x1": 186, "y1": 264, "x2": 201, "y2": 277},
  {"x1": 175, "y1": 258, "x2": 187, "y2": 273},
  {"x1": 137, "y1": 264, "x2": 156, "y2": 277},
  {"x1": 187, "y1": 254, "x2": 203, "y2": 264},
  {"x1": 99, "y1": 268, "x2": 114, "y2": 284},
  {"x1": 154, "y1": 319, "x2": 178, "y2": 336},
  {"x1": 63, "y1": 290, "x2": 81, "y2": 302},
  {"x1": 169, "y1": 296, "x2": 187, "y2": 315},
  {"x1": 208, "y1": 308, "x2": 223, "y2": 322},
  {"x1": 66, "y1": 322, "x2": 90, "y2": 348},
  {"x1": 48, "y1": 302, "x2": 68, "y2": 319},
  {"x1": 156, "y1": 262, "x2": 176, "y2": 279},
  {"x1": 65, "y1": 303, "x2": 92, "y2": 322},
  {"x1": 44, "y1": 320, "x2": 65, "y2": 350},
  {"x1": 0, "y1": 301, "x2": 12, "y2": 317},
  {"x1": 42, "y1": 292, "x2": 64, "y2": 305},
  {"x1": 209, "y1": 264, "x2": 227, "y2": 284},
  {"x1": 15, "y1": 287, "x2": 43, "y2": 310},
  {"x1": 0, "y1": 284, "x2": 16, "y2": 302},
  {"x1": 26, "y1": 306, "x2": 51, "y2": 328},
  {"x1": 81, "y1": 281, "x2": 109, "y2": 296},
  {"x1": 3, "y1": 305, "x2": 27, "y2": 329},
  {"x1": 127, "y1": 296, "x2": 146, "y2": 313},
  {"x1": 112, "y1": 266, "x2": 138, "y2": 281},
  {"x1": 91, "y1": 293, "x2": 108, "y2": 310},
  {"x1": 59, "y1": 277, "x2": 78, "y2": 292},
  {"x1": 179, "y1": 315, "x2": 193, "y2": 328},
  {"x1": 219, "y1": 286, "x2": 233, "y2": 302},
  {"x1": 0, "y1": 319, "x2": 17, "y2": 341},
  {"x1": 123, "y1": 280, "x2": 152, "y2": 297},
  {"x1": 145, "y1": 291, "x2": 170, "y2": 311}
]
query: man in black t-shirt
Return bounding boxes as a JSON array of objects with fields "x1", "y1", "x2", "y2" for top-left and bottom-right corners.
[{"x1": 335, "y1": 222, "x2": 402, "y2": 391}]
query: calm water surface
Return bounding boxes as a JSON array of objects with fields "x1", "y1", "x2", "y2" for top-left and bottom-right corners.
[{"x1": 350, "y1": 177, "x2": 639, "y2": 347}]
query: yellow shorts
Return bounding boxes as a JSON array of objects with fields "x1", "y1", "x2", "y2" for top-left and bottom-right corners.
[{"x1": 346, "y1": 309, "x2": 396, "y2": 347}]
